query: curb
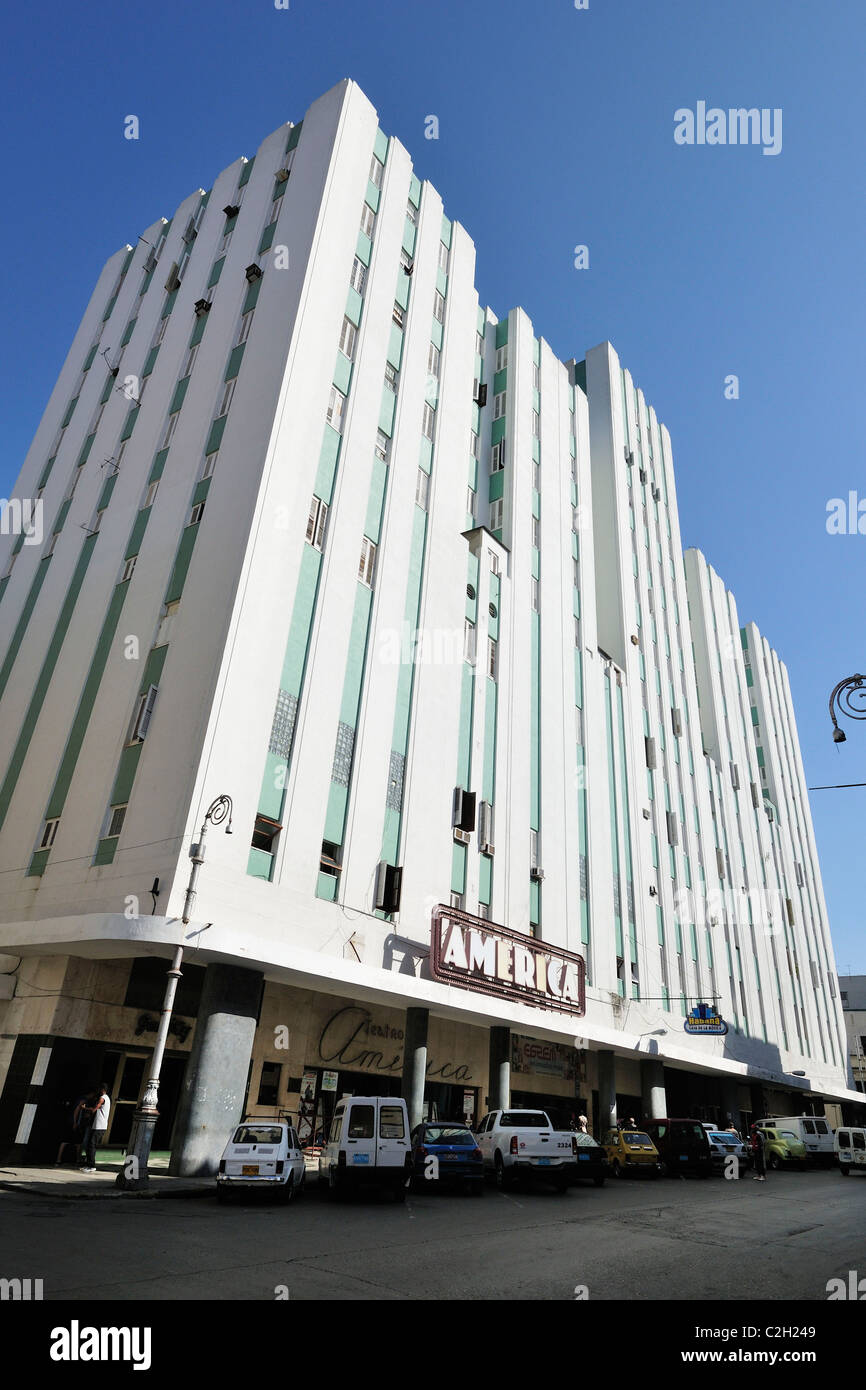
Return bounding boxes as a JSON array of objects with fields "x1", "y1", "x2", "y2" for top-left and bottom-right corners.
[{"x1": 0, "y1": 1178, "x2": 214, "y2": 1201}]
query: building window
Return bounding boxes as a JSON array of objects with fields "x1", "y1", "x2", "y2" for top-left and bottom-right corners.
[
  {"x1": 326, "y1": 386, "x2": 346, "y2": 431},
  {"x1": 449, "y1": 891, "x2": 464, "y2": 910},
  {"x1": 129, "y1": 684, "x2": 158, "y2": 742},
  {"x1": 350, "y1": 257, "x2": 367, "y2": 294},
  {"x1": 467, "y1": 486, "x2": 475, "y2": 520},
  {"x1": 530, "y1": 576, "x2": 539, "y2": 611},
  {"x1": 252, "y1": 814, "x2": 281, "y2": 855},
  {"x1": 220, "y1": 228, "x2": 233, "y2": 255},
  {"x1": 374, "y1": 429, "x2": 389, "y2": 462},
  {"x1": 415, "y1": 469, "x2": 430, "y2": 510},
  {"x1": 217, "y1": 378, "x2": 236, "y2": 418},
  {"x1": 493, "y1": 391, "x2": 506, "y2": 419},
  {"x1": 369, "y1": 153, "x2": 385, "y2": 189},
  {"x1": 189, "y1": 502, "x2": 206, "y2": 526},
  {"x1": 488, "y1": 638, "x2": 497, "y2": 680},
  {"x1": 531, "y1": 410, "x2": 540, "y2": 438},
  {"x1": 384, "y1": 362, "x2": 398, "y2": 392},
  {"x1": 406, "y1": 200, "x2": 419, "y2": 226},
  {"x1": 106, "y1": 804, "x2": 127, "y2": 839},
  {"x1": 470, "y1": 431, "x2": 480, "y2": 460},
  {"x1": 422, "y1": 402, "x2": 435, "y2": 440},
  {"x1": 360, "y1": 203, "x2": 375, "y2": 239},
  {"x1": 530, "y1": 829, "x2": 539, "y2": 872},
  {"x1": 400, "y1": 247, "x2": 413, "y2": 274},
  {"x1": 160, "y1": 412, "x2": 179, "y2": 449},
  {"x1": 257, "y1": 1061, "x2": 282, "y2": 1106},
  {"x1": 320, "y1": 840, "x2": 342, "y2": 878},
  {"x1": 201, "y1": 450, "x2": 218, "y2": 480},
  {"x1": 495, "y1": 345, "x2": 508, "y2": 373},
  {"x1": 490, "y1": 441, "x2": 505, "y2": 473},
  {"x1": 427, "y1": 342, "x2": 440, "y2": 378},
  {"x1": 490, "y1": 498, "x2": 503, "y2": 531},
  {"x1": 40, "y1": 819, "x2": 60, "y2": 851},
  {"x1": 306, "y1": 496, "x2": 328, "y2": 550},
  {"x1": 532, "y1": 460, "x2": 540, "y2": 490},
  {"x1": 433, "y1": 291, "x2": 446, "y2": 323},
  {"x1": 181, "y1": 345, "x2": 199, "y2": 379},
  {"x1": 358, "y1": 537, "x2": 376, "y2": 587},
  {"x1": 532, "y1": 362, "x2": 540, "y2": 390},
  {"x1": 237, "y1": 310, "x2": 254, "y2": 345},
  {"x1": 464, "y1": 621, "x2": 476, "y2": 664},
  {"x1": 268, "y1": 194, "x2": 284, "y2": 226},
  {"x1": 339, "y1": 316, "x2": 357, "y2": 359},
  {"x1": 392, "y1": 302, "x2": 405, "y2": 328},
  {"x1": 121, "y1": 555, "x2": 137, "y2": 583},
  {"x1": 438, "y1": 241, "x2": 449, "y2": 272},
  {"x1": 490, "y1": 552, "x2": 500, "y2": 576},
  {"x1": 531, "y1": 516, "x2": 540, "y2": 549}
]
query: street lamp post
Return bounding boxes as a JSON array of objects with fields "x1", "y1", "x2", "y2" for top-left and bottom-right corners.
[
  {"x1": 828, "y1": 673, "x2": 866, "y2": 744},
  {"x1": 116, "y1": 794, "x2": 233, "y2": 1189}
]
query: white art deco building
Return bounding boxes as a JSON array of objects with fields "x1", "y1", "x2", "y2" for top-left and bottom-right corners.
[{"x1": 0, "y1": 79, "x2": 859, "y2": 1168}]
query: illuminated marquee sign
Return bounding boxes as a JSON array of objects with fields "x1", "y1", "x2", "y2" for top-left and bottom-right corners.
[{"x1": 430, "y1": 905, "x2": 585, "y2": 1016}]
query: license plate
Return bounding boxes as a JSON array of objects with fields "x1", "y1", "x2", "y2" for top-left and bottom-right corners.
[
  {"x1": 242, "y1": 1164, "x2": 259, "y2": 1176},
  {"x1": 352, "y1": 1153, "x2": 369, "y2": 1165},
  {"x1": 537, "y1": 1157, "x2": 551, "y2": 1166},
  {"x1": 440, "y1": 1153, "x2": 458, "y2": 1160},
  {"x1": 578, "y1": 1153, "x2": 590, "y2": 1161}
]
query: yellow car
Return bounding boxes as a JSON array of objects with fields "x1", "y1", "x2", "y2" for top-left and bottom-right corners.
[
  {"x1": 755, "y1": 1126, "x2": 808, "y2": 1170},
  {"x1": 602, "y1": 1127, "x2": 662, "y2": 1178}
]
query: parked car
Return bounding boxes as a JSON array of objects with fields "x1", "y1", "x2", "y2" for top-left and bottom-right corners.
[
  {"x1": 410, "y1": 1122, "x2": 484, "y2": 1194},
  {"x1": 835, "y1": 1126, "x2": 866, "y2": 1175},
  {"x1": 705, "y1": 1129, "x2": 751, "y2": 1171},
  {"x1": 569, "y1": 1132, "x2": 609, "y2": 1185},
  {"x1": 474, "y1": 1109, "x2": 579, "y2": 1191},
  {"x1": 216, "y1": 1120, "x2": 306, "y2": 1203},
  {"x1": 756, "y1": 1115, "x2": 835, "y2": 1166},
  {"x1": 643, "y1": 1118, "x2": 712, "y2": 1177},
  {"x1": 320, "y1": 1095, "x2": 412, "y2": 1201},
  {"x1": 755, "y1": 1125, "x2": 808, "y2": 1170},
  {"x1": 602, "y1": 1127, "x2": 661, "y2": 1178}
]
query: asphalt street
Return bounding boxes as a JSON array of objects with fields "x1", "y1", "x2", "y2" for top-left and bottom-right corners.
[{"x1": 3, "y1": 1168, "x2": 864, "y2": 1301}]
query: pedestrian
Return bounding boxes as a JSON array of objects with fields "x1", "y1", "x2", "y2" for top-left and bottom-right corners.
[
  {"x1": 55, "y1": 1095, "x2": 87, "y2": 1166},
  {"x1": 575, "y1": 1114, "x2": 588, "y2": 1134},
  {"x1": 751, "y1": 1125, "x2": 766, "y2": 1182},
  {"x1": 80, "y1": 1083, "x2": 111, "y2": 1173}
]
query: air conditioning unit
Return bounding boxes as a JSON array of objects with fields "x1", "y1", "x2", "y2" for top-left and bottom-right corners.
[
  {"x1": 671, "y1": 707, "x2": 683, "y2": 737},
  {"x1": 274, "y1": 167, "x2": 290, "y2": 183},
  {"x1": 193, "y1": 299, "x2": 211, "y2": 318},
  {"x1": 223, "y1": 203, "x2": 240, "y2": 218},
  {"x1": 245, "y1": 263, "x2": 263, "y2": 282},
  {"x1": 453, "y1": 828, "x2": 470, "y2": 846},
  {"x1": 652, "y1": 486, "x2": 661, "y2": 501},
  {"x1": 751, "y1": 782, "x2": 760, "y2": 808},
  {"x1": 530, "y1": 866, "x2": 545, "y2": 882},
  {"x1": 164, "y1": 264, "x2": 181, "y2": 292},
  {"x1": 645, "y1": 736, "x2": 657, "y2": 770},
  {"x1": 452, "y1": 786, "x2": 476, "y2": 834},
  {"x1": 625, "y1": 449, "x2": 634, "y2": 467},
  {"x1": 475, "y1": 383, "x2": 488, "y2": 408},
  {"x1": 182, "y1": 217, "x2": 198, "y2": 244},
  {"x1": 639, "y1": 468, "x2": 647, "y2": 483},
  {"x1": 143, "y1": 251, "x2": 158, "y2": 274},
  {"x1": 373, "y1": 860, "x2": 402, "y2": 913}
]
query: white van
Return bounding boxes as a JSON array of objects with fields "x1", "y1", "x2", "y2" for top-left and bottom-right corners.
[
  {"x1": 759, "y1": 1115, "x2": 835, "y2": 1165},
  {"x1": 321, "y1": 1095, "x2": 412, "y2": 1201},
  {"x1": 836, "y1": 1126, "x2": 866, "y2": 1176}
]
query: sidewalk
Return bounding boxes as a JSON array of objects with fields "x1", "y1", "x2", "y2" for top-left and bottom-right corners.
[{"x1": 0, "y1": 1152, "x2": 213, "y2": 1200}]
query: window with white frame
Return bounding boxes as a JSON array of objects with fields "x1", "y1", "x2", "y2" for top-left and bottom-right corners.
[
  {"x1": 369, "y1": 154, "x2": 385, "y2": 189},
  {"x1": 268, "y1": 194, "x2": 284, "y2": 227},
  {"x1": 121, "y1": 555, "x2": 137, "y2": 582},
  {"x1": 438, "y1": 241, "x2": 449, "y2": 272},
  {"x1": 572, "y1": 506, "x2": 580, "y2": 532},
  {"x1": 181, "y1": 344, "x2": 199, "y2": 379},
  {"x1": 339, "y1": 316, "x2": 357, "y2": 359},
  {"x1": 475, "y1": 331, "x2": 484, "y2": 356},
  {"x1": 406, "y1": 200, "x2": 419, "y2": 226},
  {"x1": 532, "y1": 460, "x2": 540, "y2": 490},
  {"x1": 220, "y1": 227, "x2": 233, "y2": 255},
  {"x1": 201, "y1": 450, "x2": 218, "y2": 480},
  {"x1": 306, "y1": 496, "x2": 328, "y2": 550},
  {"x1": 427, "y1": 342, "x2": 440, "y2": 377},
  {"x1": 470, "y1": 431, "x2": 480, "y2": 460},
  {"x1": 530, "y1": 576, "x2": 539, "y2": 611},
  {"x1": 467, "y1": 486, "x2": 476, "y2": 519},
  {"x1": 358, "y1": 537, "x2": 376, "y2": 587},
  {"x1": 531, "y1": 410, "x2": 540, "y2": 437},
  {"x1": 384, "y1": 362, "x2": 398, "y2": 392},
  {"x1": 532, "y1": 362, "x2": 540, "y2": 390},
  {"x1": 105, "y1": 804, "x2": 127, "y2": 839},
  {"x1": 529, "y1": 828, "x2": 539, "y2": 871},
  {"x1": 495, "y1": 345, "x2": 508, "y2": 373},
  {"x1": 433, "y1": 291, "x2": 445, "y2": 323},
  {"x1": 493, "y1": 392, "x2": 506, "y2": 419},
  {"x1": 326, "y1": 385, "x2": 346, "y2": 431},
  {"x1": 422, "y1": 402, "x2": 435, "y2": 439},
  {"x1": 392, "y1": 302, "x2": 405, "y2": 328},
  {"x1": 236, "y1": 310, "x2": 254, "y2": 345},
  {"x1": 490, "y1": 441, "x2": 504, "y2": 473},
  {"x1": 487, "y1": 638, "x2": 497, "y2": 680},
  {"x1": 89, "y1": 401, "x2": 105, "y2": 434},
  {"x1": 360, "y1": 203, "x2": 375, "y2": 239},
  {"x1": 490, "y1": 498, "x2": 503, "y2": 531},
  {"x1": 490, "y1": 552, "x2": 500, "y2": 576},
  {"x1": 400, "y1": 247, "x2": 413, "y2": 273},
  {"x1": 189, "y1": 501, "x2": 206, "y2": 526},
  {"x1": 374, "y1": 429, "x2": 389, "y2": 462},
  {"x1": 531, "y1": 516, "x2": 540, "y2": 548},
  {"x1": 217, "y1": 377, "x2": 236, "y2": 417},
  {"x1": 464, "y1": 620, "x2": 476, "y2": 664},
  {"x1": 40, "y1": 819, "x2": 60, "y2": 850},
  {"x1": 415, "y1": 469, "x2": 429, "y2": 510},
  {"x1": 349, "y1": 256, "x2": 367, "y2": 294},
  {"x1": 143, "y1": 480, "x2": 159, "y2": 509}
]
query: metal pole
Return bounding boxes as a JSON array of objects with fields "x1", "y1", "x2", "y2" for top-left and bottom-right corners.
[{"x1": 116, "y1": 795, "x2": 232, "y2": 1189}]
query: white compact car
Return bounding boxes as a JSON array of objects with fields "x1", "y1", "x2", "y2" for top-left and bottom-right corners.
[{"x1": 216, "y1": 1120, "x2": 306, "y2": 1203}]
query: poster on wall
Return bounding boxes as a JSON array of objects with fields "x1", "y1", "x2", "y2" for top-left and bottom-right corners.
[
  {"x1": 321, "y1": 1070, "x2": 338, "y2": 1092},
  {"x1": 511, "y1": 1035, "x2": 578, "y2": 1080},
  {"x1": 296, "y1": 1068, "x2": 319, "y2": 1144}
]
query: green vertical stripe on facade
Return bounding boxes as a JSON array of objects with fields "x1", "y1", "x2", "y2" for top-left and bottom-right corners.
[
  {"x1": 225, "y1": 342, "x2": 246, "y2": 382},
  {"x1": 43, "y1": 581, "x2": 130, "y2": 820},
  {"x1": 110, "y1": 742, "x2": 144, "y2": 805},
  {"x1": 482, "y1": 679, "x2": 497, "y2": 803},
  {"x1": 478, "y1": 854, "x2": 492, "y2": 904},
  {"x1": 0, "y1": 537, "x2": 97, "y2": 831},
  {"x1": 451, "y1": 842, "x2": 466, "y2": 894},
  {"x1": 314, "y1": 427, "x2": 342, "y2": 506},
  {"x1": 390, "y1": 510, "x2": 427, "y2": 752},
  {"x1": 0, "y1": 562, "x2": 51, "y2": 702},
  {"x1": 364, "y1": 460, "x2": 387, "y2": 543},
  {"x1": 280, "y1": 546, "x2": 322, "y2": 695},
  {"x1": 456, "y1": 665, "x2": 474, "y2": 784},
  {"x1": 164, "y1": 523, "x2": 200, "y2": 604},
  {"x1": 125, "y1": 510, "x2": 149, "y2": 559},
  {"x1": 339, "y1": 586, "x2": 373, "y2": 728},
  {"x1": 530, "y1": 613, "x2": 540, "y2": 830}
]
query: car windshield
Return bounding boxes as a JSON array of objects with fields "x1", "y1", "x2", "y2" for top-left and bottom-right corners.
[
  {"x1": 421, "y1": 1126, "x2": 474, "y2": 1145},
  {"x1": 232, "y1": 1126, "x2": 283, "y2": 1145},
  {"x1": 500, "y1": 1113, "x2": 549, "y2": 1128}
]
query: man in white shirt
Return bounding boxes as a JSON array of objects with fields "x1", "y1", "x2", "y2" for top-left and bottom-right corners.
[{"x1": 81, "y1": 1084, "x2": 111, "y2": 1172}]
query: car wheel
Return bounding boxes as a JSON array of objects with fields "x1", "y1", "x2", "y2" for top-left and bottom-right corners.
[
  {"x1": 278, "y1": 1173, "x2": 295, "y2": 1204},
  {"x1": 494, "y1": 1153, "x2": 510, "y2": 1190},
  {"x1": 769, "y1": 1154, "x2": 781, "y2": 1172},
  {"x1": 840, "y1": 1165, "x2": 850, "y2": 1177},
  {"x1": 593, "y1": 1175, "x2": 605, "y2": 1187}
]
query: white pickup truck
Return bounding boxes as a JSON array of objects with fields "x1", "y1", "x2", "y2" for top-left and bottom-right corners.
[{"x1": 474, "y1": 1108, "x2": 579, "y2": 1190}]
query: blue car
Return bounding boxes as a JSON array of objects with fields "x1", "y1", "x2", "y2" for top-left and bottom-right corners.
[{"x1": 410, "y1": 1122, "x2": 485, "y2": 1195}]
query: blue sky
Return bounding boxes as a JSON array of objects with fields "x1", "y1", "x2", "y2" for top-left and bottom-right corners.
[{"x1": 1, "y1": 0, "x2": 864, "y2": 968}]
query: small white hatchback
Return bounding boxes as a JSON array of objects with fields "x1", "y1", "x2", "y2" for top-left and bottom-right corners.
[{"x1": 216, "y1": 1120, "x2": 306, "y2": 1203}]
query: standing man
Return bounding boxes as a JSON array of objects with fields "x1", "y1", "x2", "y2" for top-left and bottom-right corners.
[
  {"x1": 81, "y1": 1083, "x2": 111, "y2": 1173},
  {"x1": 751, "y1": 1125, "x2": 766, "y2": 1183}
]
